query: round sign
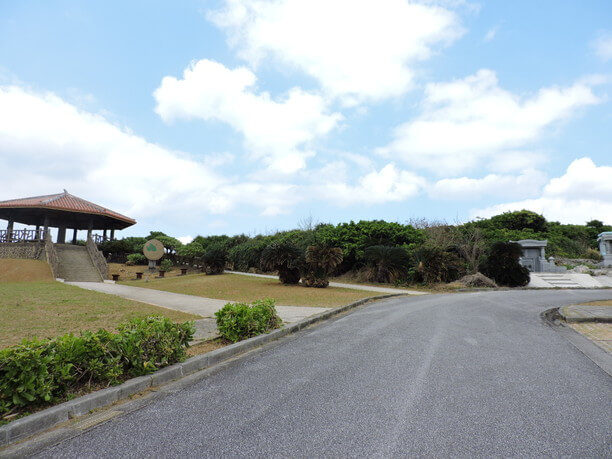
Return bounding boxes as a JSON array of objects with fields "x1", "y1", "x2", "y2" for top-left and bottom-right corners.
[{"x1": 143, "y1": 239, "x2": 165, "y2": 261}]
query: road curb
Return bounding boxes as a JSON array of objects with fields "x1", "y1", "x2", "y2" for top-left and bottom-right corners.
[
  {"x1": 541, "y1": 308, "x2": 612, "y2": 377},
  {"x1": 0, "y1": 293, "x2": 405, "y2": 448},
  {"x1": 558, "y1": 305, "x2": 612, "y2": 323}
]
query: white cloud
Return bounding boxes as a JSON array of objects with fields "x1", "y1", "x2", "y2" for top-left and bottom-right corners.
[
  {"x1": 209, "y1": 0, "x2": 463, "y2": 104},
  {"x1": 592, "y1": 32, "x2": 612, "y2": 61},
  {"x1": 154, "y1": 59, "x2": 341, "y2": 174},
  {"x1": 430, "y1": 169, "x2": 547, "y2": 200},
  {"x1": 0, "y1": 85, "x2": 298, "y2": 220},
  {"x1": 471, "y1": 158, "x2": 612, "y2": 224},
  {"x1": 379, "y1": 69, "x2": 601, "y2": 174},
  {"x1": 314, "y1": 163, "x2": 426, "y2": 206},
  {"x1": 483, "y1": 26, "x2": 498, "y2": 42}
]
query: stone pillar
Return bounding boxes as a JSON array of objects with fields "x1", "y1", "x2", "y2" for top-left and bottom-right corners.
[
  {"x1": 110, "y1": 229, "x2": 115, "y2": 241},
  {"x1": 72, "y1": 229, "x2": 78, "y2": 245},
  {"x1": 36, "y1": 225, "x2": 41, "y2": 241},
  {"x1": 103, "y1": 229, "x2": 107, "y2": 241},
  {"x1": 87, "y1": 219, "x2": 93, "y2": 240},
  {"x1": 43, "y1": 216, "x2": 49, "y2": 240},
  {"x1": 57, "y1": 227, "x2": 66, "y2": 244},
  {"x1": 7, "y1": 220, "x2": 13, "y2": 242}
]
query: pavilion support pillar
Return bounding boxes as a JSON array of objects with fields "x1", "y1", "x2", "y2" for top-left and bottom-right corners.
[
  {"x1": 87, "y1": 219, "x2": 93, "y2": 241},
  {"x1": 7, "y1": 220, "x2": 13, "y2": 242},
  {"x1": 43, "y1": 216, "x2": 49, "y2": 240},
  {"x1": 36, "y1": 225, "x2": 41, "y2": 241},
  {"x1": 110, "y1": 229, "x2": 115, "y2": 241},
  {"x1": 72, "y1": 229, "x2": 78, "y2": 245},
  {"x1": 57, "y1": 227, "x2": 66, "y2": 244},
  {"x1": 103, "y1": 229, "x2": 107, "y2": 241}
]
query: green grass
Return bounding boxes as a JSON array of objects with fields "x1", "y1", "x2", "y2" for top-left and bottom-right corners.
[
  {"x1": 0, "y1": 281, "x2": 200, "y2": 349},
  {"x1": 121, "y1": 273, "x2": 376, "y2": 307}
]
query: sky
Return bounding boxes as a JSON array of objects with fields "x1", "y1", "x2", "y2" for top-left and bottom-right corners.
[{"x1": 1, "y1": 0, "x2": 611, "y2": 242}]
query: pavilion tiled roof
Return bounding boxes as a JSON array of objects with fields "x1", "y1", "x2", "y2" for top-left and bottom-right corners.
[{"x1": 0, "y1": 190, "x2": 136, "y2": 225}]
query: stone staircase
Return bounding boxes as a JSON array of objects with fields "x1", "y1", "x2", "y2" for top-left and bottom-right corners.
[
  {"x1": 55, "y1": 244, "x2": 103, "y2": 282},
  {"x1": 534, "y1": 273, "x2": 581, "y2": 288}
]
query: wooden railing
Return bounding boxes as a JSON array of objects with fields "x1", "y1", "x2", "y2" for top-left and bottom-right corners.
[{"x1": 0, "y1": 229, "x2": 47, "y2": 243}]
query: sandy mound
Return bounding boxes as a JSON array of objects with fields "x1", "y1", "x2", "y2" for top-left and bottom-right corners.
[{"x1": 457, "y1": 272, "x2": 497, "y2": 288}]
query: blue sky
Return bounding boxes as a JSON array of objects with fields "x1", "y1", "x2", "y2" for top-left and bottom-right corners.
[{"x1": 1, "y1": 0, "x2": 611, "y2": 242}]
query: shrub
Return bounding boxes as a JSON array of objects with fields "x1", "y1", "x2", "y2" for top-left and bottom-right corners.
[
  {"x1": 159, "y1": 259, "x2": 173, "y2": 272},
  {"x1": 228, "y1": 238, "x2": 269, "y2": 272},
  {"x1": 215, "y1": 299, "x2": 282, "y2": 343},
  {"x1": 585, "y1": 248, "x2": 603, "y2": 261},
  {"x1": 414, "y1": 247, "x2": 464, "y2": 284},
  {"x1": 260, "y1": 241, "x2": 302, "y2": 284},
  {"x1": 360, "y1": 245, "x2": 410, "y2": 283},
  {"x1": 126, "y1": 253, "x2": 147, "y2": 265},
  {"x1": 302, "y1": 245, "x2": 343, "y2": 288},
  {"x1": 480, "y1": 242, "x2": 530, "y2": 287},
  {"x1": 0, "y1": 317, "x2": 194, "y2": 416},
  {"x1": 114, "y1": 316, "x2": 194, "y2": 376},
  {"x1": 202, "y1": 245, "x2": 227, "y2": 274}
]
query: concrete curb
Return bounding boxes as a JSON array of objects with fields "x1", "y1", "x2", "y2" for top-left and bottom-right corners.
[
  {"x1": 0, "y1": 293, "x2": 405, "y2": 448},
  {"x1": 541, "y1": 308, "x2": 612, "y2": 377},
  {"x1": 558, "y1": 305, "x2": 612, "y2": 323}
]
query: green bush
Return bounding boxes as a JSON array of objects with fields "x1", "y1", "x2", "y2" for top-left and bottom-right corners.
[
  {"x1": 480, "y1": 242, "x2": 530, "y2": 287},
  {"x1": 260, "y1": 241, "x2": 302, "y2": 284},
  {"x1": 414, "y1": 246, "x2": 464, "y2": 284},
  {"x1": 215, "y1": 299, "x2": 282, "y2": 343},
  {"x1": 0, "y1": 317, "x2": 194, "y2": 416},
  {"x1": 160, "y1": 258, "x2": 173, "y2": 272},
  {"x1": 202, "y1": 244, "x2": 227, "y2": 274},
  {"x1": 585, "y1": 248, "x2": 603, "y2": 261},
  {"x1": 126, "y1": 253, "x2": 147, "y2": 265},
  {"x1": 302, "y1": 245, "x2": 343, "y2": 288},
  {"x1": 361, "y1": 245, "x2": 410, "y2": 283}
]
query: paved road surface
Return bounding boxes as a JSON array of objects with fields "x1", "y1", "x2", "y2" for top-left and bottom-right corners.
[{"x1": 33, "y1": 290, "x2": 612, "y2": 457}]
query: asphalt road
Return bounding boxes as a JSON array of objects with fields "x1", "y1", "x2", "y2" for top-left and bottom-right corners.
[{"x1": 34, "y1": 290, "x2": 612, "y2": 458}]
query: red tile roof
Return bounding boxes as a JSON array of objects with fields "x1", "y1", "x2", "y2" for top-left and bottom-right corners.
[{"x1": 0, "y1": 190, "x2": 136, "y2": 225}]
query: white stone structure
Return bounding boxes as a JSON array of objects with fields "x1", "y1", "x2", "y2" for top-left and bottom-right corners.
[
  {"x1": 511, "y1": 239, "x2": 566, "y2": 273},
  {"x1": 598, "y1": 232, "x2": 612, "y2": 267}
]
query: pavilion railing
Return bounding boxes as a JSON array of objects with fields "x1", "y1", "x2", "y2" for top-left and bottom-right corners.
[
  {"x1": 92, "y1": 234, "x2": 105, "y2": 245},
  {"x1": 0, "y1": 229, "x2": 47, "y2": 243}
]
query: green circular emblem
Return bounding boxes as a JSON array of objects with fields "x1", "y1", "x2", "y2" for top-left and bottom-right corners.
[{"x1": 143, "y1": 239, "x2": 165, "y2": 261}]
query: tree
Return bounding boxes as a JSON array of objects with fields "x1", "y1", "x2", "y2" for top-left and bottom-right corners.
[
  {"x1": 489, "y1": 210, "x2": 548, "y2": 233},
  {"x1": 480, "y1": 242, "x2": 530, "y2": 287},
  {"x1": 201, "y1": 244, "x2": 227, "y2": 275},
  {"x1": 260, "y1": 241, "x2": 302, "y2": 284},
  {"x1": 302, "y1": 245, "x2": 343, "y2": 288}
]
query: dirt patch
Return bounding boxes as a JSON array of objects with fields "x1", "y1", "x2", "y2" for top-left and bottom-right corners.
[
  {"x1": 0, "y1": 259, "x2": 53, "y2": 282},
  {"x1": 187, "y1": 337, "x2": 231, "y2": 357}
]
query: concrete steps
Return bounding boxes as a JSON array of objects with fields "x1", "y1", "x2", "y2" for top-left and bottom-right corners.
[
  {"x1": 56, "y1": 244, "x2": 103, "y2": 282},
  {"x1": 537, "y1": 274, "x2": 581, "y2": 288}
]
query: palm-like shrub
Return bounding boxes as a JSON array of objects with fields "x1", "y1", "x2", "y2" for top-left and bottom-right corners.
[
  {"x1": 361, "y1": 245, "x2": 410, "y2": 283},
  {"x1": 302, "y1": 245, "x2": 343, "y2": 288},
  {"x1": 480, "y1": 242, "x2": 529, "y2": 287},
  {"x1": 414, "y1": 246, "x2": 464, "y2": 284},
  {"x1": 260, "y1": 241, "x2": 302, "y2": 284},
  {"x1": 202, "y1": 245, "x2": 227, "y2": 275}
]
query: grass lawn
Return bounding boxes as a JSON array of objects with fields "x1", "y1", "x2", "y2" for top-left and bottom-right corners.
[
  {"x1": 576, "y1": 300, "x2": 612, "y2": 306},
  {"x1": 120, "y1": 272, "x2": 376, "y2": 307},
  {"x1": 0, "y1": 259, "x2": 53, "y2": 282},
  {"x1": 0, "y1": 281, "x2": 200, "y2": 349}
]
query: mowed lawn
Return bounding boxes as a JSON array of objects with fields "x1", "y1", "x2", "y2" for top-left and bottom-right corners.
[
  {"x1": 121, "y1": 273, "x2": 375, "y2": 307},
  {"x1": 0, "y1": 262, "x2": 200, "y2": 349}
]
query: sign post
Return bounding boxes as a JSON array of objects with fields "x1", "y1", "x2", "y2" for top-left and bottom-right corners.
[{"x1": 143, "y1": 239, "x2": 165, "y2": 272}]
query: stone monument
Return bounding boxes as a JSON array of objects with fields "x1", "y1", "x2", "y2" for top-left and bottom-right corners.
[
  {"x1": 511, "y1": 239, "x2": 566, "y2": 273},
  {"x1": 597, "y1": 232, "x2": 612, "y2": 267}
]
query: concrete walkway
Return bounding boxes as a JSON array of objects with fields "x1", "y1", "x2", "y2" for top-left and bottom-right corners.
[
  {"x1": 67, "y1": 282, "x2": 332, "y2": 326},
  {"x1": 225, "y1": 271, "x2": 428, "y2": 295},
  {"x1": 528, "y1": 272, "x2": 612, "y2": 288}
]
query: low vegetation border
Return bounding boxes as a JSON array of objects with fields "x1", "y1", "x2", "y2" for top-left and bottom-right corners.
[{"x1": 0, "y1": 293, "x2": 405, "y2": 448}]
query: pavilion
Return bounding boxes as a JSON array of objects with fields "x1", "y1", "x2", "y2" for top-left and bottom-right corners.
[{"x1": 0, "y1": 190, "x2": 136, "y2": 244}]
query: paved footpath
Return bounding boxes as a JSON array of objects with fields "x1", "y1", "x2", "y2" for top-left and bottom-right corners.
[
  {"x1": 226, "y1": 271, "x2": 428, "y2": 295},
  {"x1": 67, "y1": 282, "x2": 332, "y2": 324},
  {"x1": 26, "y1": 289, "x2": 612, "y2": 458}
]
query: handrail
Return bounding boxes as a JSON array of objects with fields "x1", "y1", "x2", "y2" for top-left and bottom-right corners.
[{"x1": 0, "y1": 228, "x2": 46, "y2": 243}]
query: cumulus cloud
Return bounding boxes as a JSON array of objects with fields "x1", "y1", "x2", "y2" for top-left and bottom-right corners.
[
  {"x1": 154, "y1": 59, "x2": 341, "y2": 174},
  {"x1": 471, "y1": 158, "x2": 612, "y2": 224},
  {"x1": 378, "y1": 69, "x2": 601, "y2": 174},
  {"x1": 209, "y1": 0, "x2": 463, "y2": 104},
  {"x1": 429, "y1": 169, "x2": 547, "y2": 200},
  {"x1": 592, "y1": 32, "x2": 612, "y2": 61},
  {"x1": 0, "y1": 85, "x2": 298, "y2": 220},
  {"x1": 313, "y1": 163, "x2": 426, "y2": 206}
]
